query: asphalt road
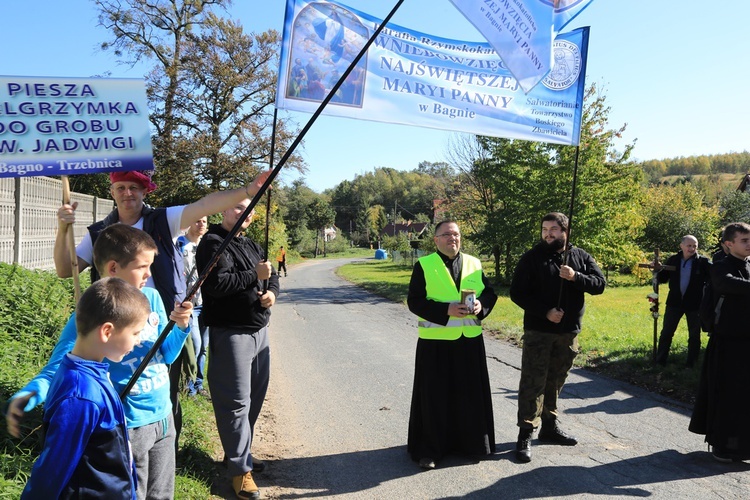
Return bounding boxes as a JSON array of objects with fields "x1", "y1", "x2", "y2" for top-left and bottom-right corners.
[{"x1": 249, "y1": 258, "x2": 750, "y2": 499}]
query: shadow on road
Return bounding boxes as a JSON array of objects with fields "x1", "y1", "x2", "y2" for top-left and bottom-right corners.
[
  {"x1": 447, "y1": 449, "x2": 750, "y2": 499},
  {"x1": 253, "y1": 447, "x2": 748, "y2": 499},
  {"x1": 280, "y1": 284, "x2": 394, "y2": 306}
]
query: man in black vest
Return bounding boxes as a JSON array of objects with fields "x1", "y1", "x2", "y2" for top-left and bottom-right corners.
[{"x1": 654, "y1": 235, "x2": 710, "y2": 368}]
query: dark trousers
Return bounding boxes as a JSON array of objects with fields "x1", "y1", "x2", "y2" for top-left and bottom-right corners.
[
  {"x1": 168, "y1": 357, "x2": 183, "y2": 454},
  {"x1": 277, "y1": 261, "x2": 287, "y2": 275},
  {"x1": 517, "y1": 329, "x2": 578, "y2": 429},
  {"x1": 655, "y1": 305, "x2": 701, "y2": 366}
]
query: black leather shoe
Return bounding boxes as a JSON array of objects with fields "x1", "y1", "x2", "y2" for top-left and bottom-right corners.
[
  {"x1": 515, "y1": 429, "x2": 532, "y2": 463},
  {"x1": 539, "y1": 421, "x2": 578, "y2": 446},
  {"x1": 418, "y1": 457, "x2": 436, "y2": 469}
]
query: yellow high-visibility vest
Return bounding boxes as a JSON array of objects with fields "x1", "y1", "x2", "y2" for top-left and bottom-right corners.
[{"x1": 417, "y1": 252, "x2": 485, "y2": 340}]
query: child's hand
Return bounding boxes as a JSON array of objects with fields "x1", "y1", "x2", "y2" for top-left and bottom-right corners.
[
  {"x1": 171, "y1": 301, "x2": 194, "y2": 331},
  {"x1": 6, "y1": 391, "x2": 36, "y2": 438}
]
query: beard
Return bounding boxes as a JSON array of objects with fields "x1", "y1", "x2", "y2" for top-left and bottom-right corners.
[{"x1": 541, "y1": 237, "x2": 565, "y2": 251}]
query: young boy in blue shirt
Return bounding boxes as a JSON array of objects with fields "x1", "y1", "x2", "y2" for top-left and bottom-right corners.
[
  {"x1": 22, "y1": 277, "x2": 148, "y2": 499},
  {"x1": 7, "y1": 224, "x2": 192, "y2": 499}
]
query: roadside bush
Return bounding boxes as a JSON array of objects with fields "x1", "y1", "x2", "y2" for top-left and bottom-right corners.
[
  {"x1": 321, "y1": 233, "x2": 351, "y2": 254},
  {"x1": 0, "y1": 264, "x2": 86, "y2": 494},
  {"x1": 381, "y1": 233, "x2": 412, "y2": 255}
]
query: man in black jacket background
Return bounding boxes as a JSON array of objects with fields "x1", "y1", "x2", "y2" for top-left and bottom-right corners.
[
  {"x1": 654, "y1": 235, "x2": 710, "y2": 368},
  {"x1": 196, "y1": 199, "x2": 279, "y2": 500}
]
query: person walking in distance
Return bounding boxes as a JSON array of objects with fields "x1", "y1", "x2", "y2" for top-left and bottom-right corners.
[{"x1": 276, "y1": 245, "x2": 288, "y2": 277}]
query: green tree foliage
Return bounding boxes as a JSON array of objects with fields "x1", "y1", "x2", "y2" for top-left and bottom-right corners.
[
  {"x1": 638, "y1": 183, "x2": 719, "y2": 254},
  {"x1": 371, "y1": 204, "x2": 388, "y2": 236},
  {"x1": 447, "y1": 134, "x2": 555, "y2": 281},
  {"x1": 278, "y1": 179, "x2": 318, "y2": 248},
  {"x1": 381, "y1": 232, "x2": 412, "y2": 255},
  {"x1": 243, "y1": 196, "x2": 288, "y2": 260},
  {"x1": 637, "y1": 151, "x2": 750, "y2": 184},
  {"x1": 327, "y1": 166, "x2": 448, "y2": 235},
  {"x1": 549, "y1": 84, "x2": 645, "y2": 272},
  {"x1": 305, "y1": 198, "x2": 336, "y2": 257},
  {"x1": 718, "y1": 190, "x2": 750, "y2": 226},
  {"x1": 445, "y1": 84, "x2": 644, "y2": 281},
  {"x1": 94, "y1": 0, "x2": 303, "y2": 209}
]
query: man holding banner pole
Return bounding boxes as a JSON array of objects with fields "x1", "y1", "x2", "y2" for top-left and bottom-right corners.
[{"x1": 510, "y1": 212, "x2": 605, "y2": 463}]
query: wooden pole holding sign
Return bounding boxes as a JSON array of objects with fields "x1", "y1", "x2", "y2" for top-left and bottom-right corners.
[
  {"x1": 61, "y1": 176, "x2": 81, "y2": 303},
  {"x1": 637, "y1": 249, "x2": 676, "y2": 360}
]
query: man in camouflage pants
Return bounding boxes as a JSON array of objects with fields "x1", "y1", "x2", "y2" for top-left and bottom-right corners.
[{"x1": 510, "y1": 212, "x2": 606, "y2": 463}]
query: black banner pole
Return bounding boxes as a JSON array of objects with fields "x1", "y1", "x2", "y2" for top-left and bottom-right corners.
[
  {"x1": 263, "y1": 108, "x2": 278, "y2": 293},
  {"x1": 556, "y1": 145, "x2": 581, "y2": 310}
]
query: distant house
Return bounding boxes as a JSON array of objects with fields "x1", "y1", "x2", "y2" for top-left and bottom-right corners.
[
  {"x1": 324, "y1": 226, "x2": 337, "y2": 242},
  {"x1": 380, "y1": 222, "x2": 428, "y2": 239}
]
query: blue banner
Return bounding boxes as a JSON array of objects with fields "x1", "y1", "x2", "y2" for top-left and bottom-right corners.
[
  {"x1": 449, "y1": 1, "x2": 594, "y2": 92},
  {"x1": 551, "y1": 0, "x2": 595, "y2": 32},
  {"x1": 276, "y1": 0, "x2": 589, "y2": 146},
  {"x1": 0, "y1": 76, "x2": 154, "y2": 178}
]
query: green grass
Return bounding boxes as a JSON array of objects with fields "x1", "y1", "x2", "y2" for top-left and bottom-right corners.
[{"x1": 338, "y1": 259, "x2": 703, "y2": 404}]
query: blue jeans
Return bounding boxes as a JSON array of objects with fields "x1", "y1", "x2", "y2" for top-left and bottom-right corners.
[{"x1": 194, "y1": 307, "x2": 208, "y2": 391}]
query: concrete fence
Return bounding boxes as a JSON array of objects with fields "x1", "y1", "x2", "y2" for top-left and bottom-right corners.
[{"x1": 0, "y1": 176, "x2": 114, "y2": 270}]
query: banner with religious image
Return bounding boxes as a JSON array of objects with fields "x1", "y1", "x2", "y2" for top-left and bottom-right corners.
[
  {"x1": 0, "y1": 76, "x2": 153, "y2": 178},
  {"x1": 449, "y1": 0, "x2": 594, "y2": 93},
  {"x1": 276, "y1": 0, "x2": 589, "y2": 146}
]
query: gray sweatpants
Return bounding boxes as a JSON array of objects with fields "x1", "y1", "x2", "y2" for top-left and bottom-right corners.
[
  {"x1": 208, "y1": 325, "x2": 270, "y2": 477},
  {"x1": 129, "y1": 413, "x2": 176, "y2": 500}
]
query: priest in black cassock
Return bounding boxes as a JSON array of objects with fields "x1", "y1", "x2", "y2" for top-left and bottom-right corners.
[{"x1": 406, "y1": 220, "x2": 498, "y2": 469}]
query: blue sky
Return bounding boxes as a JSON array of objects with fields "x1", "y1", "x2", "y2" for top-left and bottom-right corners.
[{"x1": 3, "y1": 1, "x2": 749, "y2": 192}]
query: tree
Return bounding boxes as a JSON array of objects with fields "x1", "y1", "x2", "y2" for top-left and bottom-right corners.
[
  {"x1": 549, "y1": 83, "x2": 645, "y2": 271},
  {"x1": 370, "y1": 205, "x2": 388, "y2": 239},
  {"x1": 327, "y1": 166, "x2": 450, "y2": 233},
  {"x1": 638, "y1": 183, "x2": 719, "y2": 255},
  {"x1": 305, "y1": 198, "x2": 336, "y2": 257},
  {"x1": 278, "y1": 179, "x2": 317, "y2": 248},
  {"x1": 445, "y1": 84, "x2": 645, "y2": 281},
  {"x1": 174, "y1": 16, "x2": 303, "y2": 193},
  {"x1": 96, "y1": 0, "x2": 230, "y2": 172},
  {"x1": 447, "y1": 134, "x2": 555, "y2": 281},
  {"x1": 718, "y1": 190, "x2": 750, "y2": 226},
  {"x1": 95, "y1": 0, "x2": 303, "y2": 209}
]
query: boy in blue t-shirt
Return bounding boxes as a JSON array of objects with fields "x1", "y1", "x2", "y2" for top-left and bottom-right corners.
[
  {"x1": 7, "y1": 225, "x2": 192, "y2": 499},
  {"x1": 22, "y1": 277, "x2": 148, "y2": 499}
]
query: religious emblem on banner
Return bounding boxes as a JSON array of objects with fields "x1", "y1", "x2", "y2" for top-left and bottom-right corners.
[{"x1": 285, "y1": 3, "x2": 369, "y2": 107}]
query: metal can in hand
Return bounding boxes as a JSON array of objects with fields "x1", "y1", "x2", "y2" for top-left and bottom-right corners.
[{"x1": 461, "y1": 289, "x2": 476, "y2": 312}]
